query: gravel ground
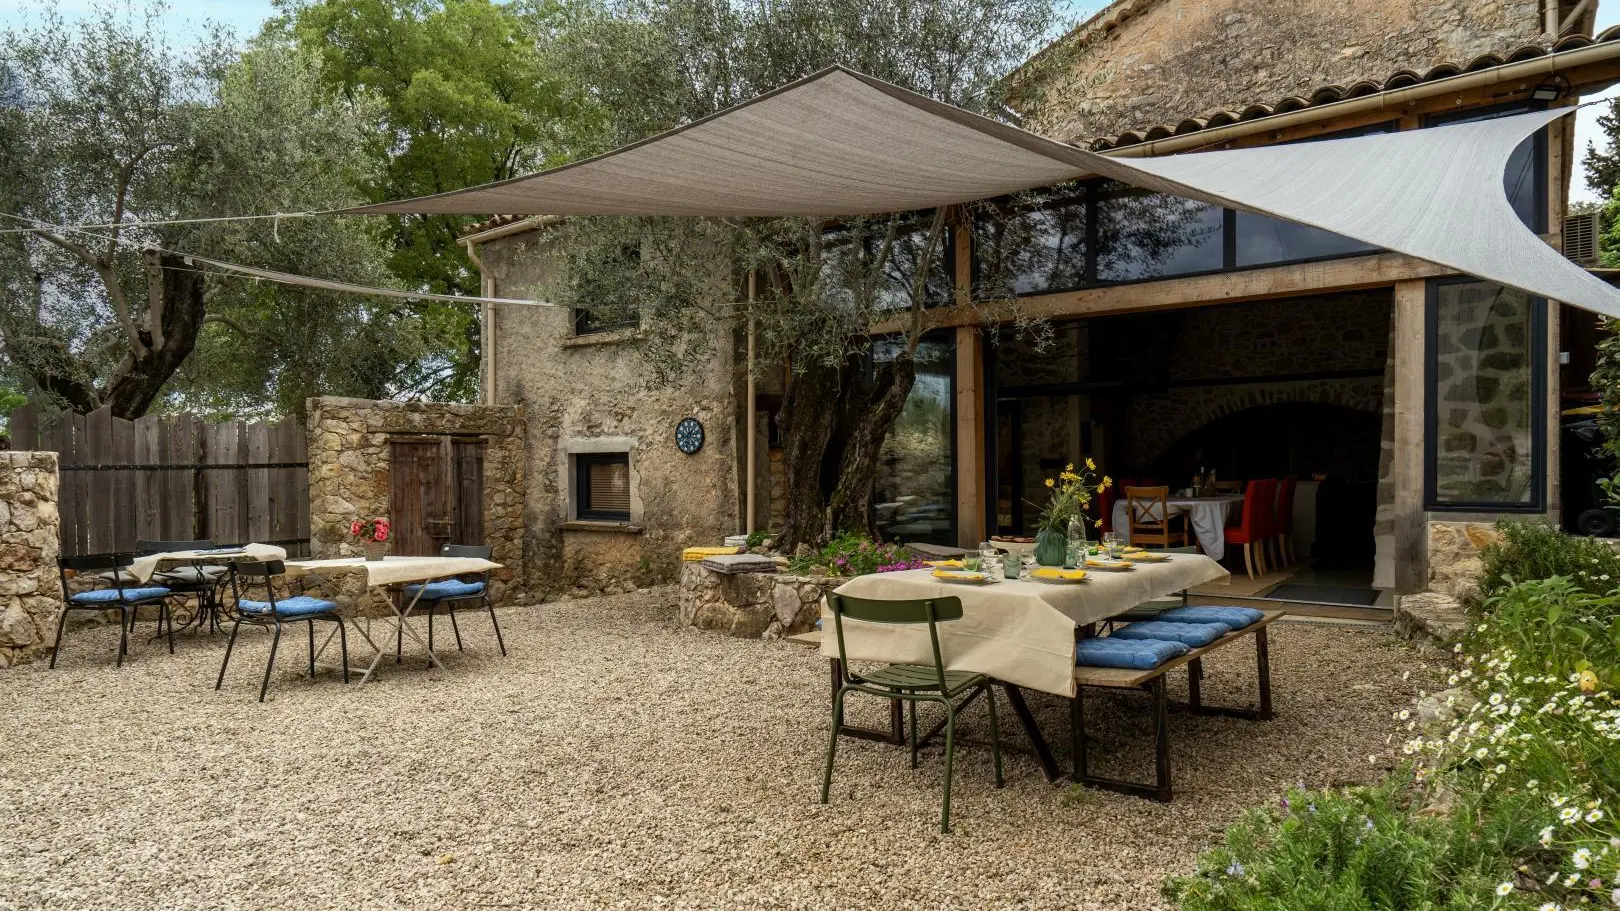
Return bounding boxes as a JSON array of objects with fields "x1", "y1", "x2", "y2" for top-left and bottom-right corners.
[{"x1": 0, "y1": 588, "x2": 1439, "y2": 911}]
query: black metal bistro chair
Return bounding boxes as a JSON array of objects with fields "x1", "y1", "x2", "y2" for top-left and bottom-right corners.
[
  {"x1": 52, "y1": 554, "x2": 174, "y2": 668},
  {"x1": 136, "y1": 539, "x2": 229, "y2": 634},
  {"x1": 394, "y1": 544, "x2": 505, "y2": 660},
  {"x1": 217, "y1": 560, "x2": 349, "y2": 702},
  {"x1": 820, "y1": 592, "x2": 1004, "y2": 834}
]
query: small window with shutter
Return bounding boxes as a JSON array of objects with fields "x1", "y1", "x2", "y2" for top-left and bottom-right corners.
[{"x1": 576, "y1": 453, "x2": 632, "y2": 521}]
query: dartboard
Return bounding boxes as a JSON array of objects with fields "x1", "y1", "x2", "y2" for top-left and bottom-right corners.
[{"x1": 675, "y1": 417, "x2": 704, "y2": 455}]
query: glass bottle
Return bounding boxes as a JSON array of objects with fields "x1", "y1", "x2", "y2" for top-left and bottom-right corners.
[{"x1": 1065, "y1": 514, "x2": 1087, "y2": 567}]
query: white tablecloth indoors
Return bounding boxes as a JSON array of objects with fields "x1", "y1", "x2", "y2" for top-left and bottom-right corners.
[
  {"x1": 825, "y1": 556, "x2": 1229, "y2": 697},
  {"x1": 128, "y1": 543, "x2": 289, "y2": 583},
  {"x1": 1111, "y1": 495, "x2": 1244, "y2": 560}
]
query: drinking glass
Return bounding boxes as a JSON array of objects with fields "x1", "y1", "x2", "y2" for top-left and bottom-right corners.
[
  {"x1": 1102, "y1": 532, "x2": 1125, "y2": 560},
  {"x1": 1018, "y1": 551, "x2": 1036, "y2": 580},
  {"x1": 962, "y1": 554, "x2": 982, "y2": 573}
]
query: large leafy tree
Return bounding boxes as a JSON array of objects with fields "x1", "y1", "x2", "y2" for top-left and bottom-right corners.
[
  {"x1": 551, "y1": 0, "x2": 1061, "y2": 550},
  {"x1": 276, "y1": 0, "x2": 597, "y2": 401},
  {"x1": 0, "y1": 2, "x2": 438, "y2": 419}
]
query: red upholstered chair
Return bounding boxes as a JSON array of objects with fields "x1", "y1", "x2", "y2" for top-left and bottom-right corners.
[
  {"x1": 1224, "y1": 480, "x2": 1271, "y2": 579},
  {"x1": 1273, "y1": 478, "x2": 1297, "y2": 568}
]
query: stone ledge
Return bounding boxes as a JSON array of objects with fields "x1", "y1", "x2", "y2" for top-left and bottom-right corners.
[
  {"x1": 1394, "y1": 590, "x2": 1469, "y2": 643},
  {"x1": 561, "y1": 328, "x2": 638, "y2": 348},
  {"x1": 561, "y1": 520, "x2": 643, "y2": 534}
]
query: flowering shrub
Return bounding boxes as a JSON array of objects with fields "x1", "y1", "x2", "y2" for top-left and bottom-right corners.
[
  {"x1": 349, "y1": 517, "x2": 391, "y2": 543},
  {"x1": 787, "y1": 532, "x2": 926, "y2": 577},
  {"x1": 1478, "y1": 521, "x2": 1620, "y2": 603},
  {"x1": 1173, "y1": 537, "x2": 1620, "y2": 911}
]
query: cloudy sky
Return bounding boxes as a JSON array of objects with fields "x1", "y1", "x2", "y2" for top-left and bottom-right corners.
[{"x1": 2, "y1": 0, "x2": 1618, "y2": 199}]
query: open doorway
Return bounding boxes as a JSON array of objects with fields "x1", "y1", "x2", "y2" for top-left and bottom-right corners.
[{"x1": 989, "y1": 290, "x2": 1393, "y2": 608}]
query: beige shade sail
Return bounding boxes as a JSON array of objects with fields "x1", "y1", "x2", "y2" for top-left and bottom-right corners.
[{"x1": 346, "y1": 66, "x2": 1620, "y2": 318}]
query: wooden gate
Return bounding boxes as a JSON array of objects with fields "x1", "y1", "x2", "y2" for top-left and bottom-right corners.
[
  {"x1": 8, "y1": 404, "x2": 309, "y2": 557},
  {"x1": 388, "y1": 436, "x2": 485, "y2": 556}
]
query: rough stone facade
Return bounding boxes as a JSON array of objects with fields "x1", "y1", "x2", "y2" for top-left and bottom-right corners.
[
  {"x1": 1394, "y1": 521, "x2": 1502, "y2": 642},
  {"x1": 479, "y1": 231, "x2": 740, "y2": 599},
  {"x1": 1016, "y1": 0, "x2": 1547, "y2": 144},
  {"x1": 0, "y1": 452, "x2": 61, "y2": 668},
  {"x1": 676, "y1": 562, "x2": 833, "y2": 639},
  {"x1": 306, "y1": 398, "x2": 526, "y2": 601}
]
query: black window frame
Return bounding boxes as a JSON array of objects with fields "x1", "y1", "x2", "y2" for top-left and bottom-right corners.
[
  {"x1": 575, "y1": 452, "x2": 632, "y2": 522},
  {"x1": 573, "y1": 306, "x2": 638, "y2": 336},
  {"x1": 1422, "y1": 276, "x2": 1547, "y2": 513}
]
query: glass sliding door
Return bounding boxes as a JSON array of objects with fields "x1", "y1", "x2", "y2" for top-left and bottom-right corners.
[{"x1": 873, "y1": 334, "x2": 956, "y2": 544}]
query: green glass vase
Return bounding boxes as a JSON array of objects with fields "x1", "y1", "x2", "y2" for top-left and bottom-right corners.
[{"x1": 1034, "y1": 527, "x2": 1068, "y2": 566}]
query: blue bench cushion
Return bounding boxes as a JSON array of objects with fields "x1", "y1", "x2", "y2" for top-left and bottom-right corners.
[
  {"x1": 1076, "y1": 636, "x2": 1189, "y2": 671},
  {"x1": 237, "y1": 596, "x2": 339, "y2": 618},
  {"x1": 1112, "y1": 620, "x2": 1232, "y2": 648},
  {"x1": 70, "y1": 586, "x2": 170, "y2": 604},
  {"x1": 1156, "y1": 606, "x2": 1266, "y2": 630},
  {"x1": 402, "y1": 580, "x2": 485, "y2": 601}
]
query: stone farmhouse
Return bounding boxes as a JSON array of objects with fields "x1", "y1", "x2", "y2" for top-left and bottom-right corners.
[{"x1": 451, "y1": 0, "x2": 1618, "y2": 613}]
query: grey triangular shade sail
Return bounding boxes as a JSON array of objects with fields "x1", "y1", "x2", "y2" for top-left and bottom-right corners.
[{"x1": 346, "y1": 66, "x2": 1620, "y2": 318}]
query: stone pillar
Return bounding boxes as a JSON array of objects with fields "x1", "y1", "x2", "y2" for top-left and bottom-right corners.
[{"x1": 0, "y1": 452, "x2": 61, "y2": 668}]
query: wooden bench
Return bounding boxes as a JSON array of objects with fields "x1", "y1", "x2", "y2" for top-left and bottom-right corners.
[{"x1": 1070, "y1": 609, "x2": 1281, "y2": 802}]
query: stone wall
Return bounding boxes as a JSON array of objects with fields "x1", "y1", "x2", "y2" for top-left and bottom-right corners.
[
  {"x1": 1394, "y1": 521, "x2": 1502, "y2": 641},
  {"x1": 677, "y1": 562, "x2": 833, "y2": 639},
  {"x1": 1016, "y1": 0, "x2": 1546, "y2": 144},
  {"x1": 306, "y1": 398, "x2": 526, "y2": 601},
  {"x1": 480, "y1": 230, "x2": 740, "y2": 599},
  {"x1": 0, "y1": 452, "x2": 61, "y2": 667}
]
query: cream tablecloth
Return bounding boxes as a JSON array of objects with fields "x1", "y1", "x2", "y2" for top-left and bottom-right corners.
[
  {"x1": 283, "y1": 555, "x2": 500, "y2": 587},
  {"x1": 825, "y1": 556, "x2": 1229, "y2": 697},
  {"x1": 1111, "y1": 495, "x2": 1243, "y2": 560},
  {"x1": 128, "y1": 543, "x2": 288, "y2": 582}
]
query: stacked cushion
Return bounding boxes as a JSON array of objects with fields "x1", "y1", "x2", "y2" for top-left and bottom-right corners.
[
  {"x1": 402, "y1": 580, "x2": 486, "y2": 601},
  {"x1": 1111, "y1": 620, "x2": 1231, "y2": 648},
  {"x1": 70, "y1": 586, "x2": 171, "y2": 604},
  {"x1": 1075, "y1": 636, "x2": 1189, "y2": 671},
  {"x1": 1156, "y1": 606, "x2": 1265, "y2": 629},
  {"x1": 236, "y1": 596, "x2": 339, "y2": 618}
]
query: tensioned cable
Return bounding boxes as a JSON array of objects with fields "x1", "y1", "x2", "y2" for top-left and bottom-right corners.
[{"x1": 0, "y1": 211, "x2": 555, "y2": 307}]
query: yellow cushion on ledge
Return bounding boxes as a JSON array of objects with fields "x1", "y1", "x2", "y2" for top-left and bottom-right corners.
[{"x1": 682, "y1": 546, "x2": 742, "y2": 561}]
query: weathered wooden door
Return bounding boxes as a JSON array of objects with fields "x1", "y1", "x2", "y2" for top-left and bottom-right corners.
[{"x1": 389, "y1": 437, "x2": 486, "y2": 556}]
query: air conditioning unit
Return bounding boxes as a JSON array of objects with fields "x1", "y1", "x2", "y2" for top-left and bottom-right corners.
[{"x1": 1565, "y1": 210, "x2": 1602, "y2": 267}]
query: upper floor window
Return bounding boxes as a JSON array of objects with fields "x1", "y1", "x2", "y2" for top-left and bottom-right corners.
[{"x1": 1426, "y1": 103, "x2": 1547, "y2": 233}]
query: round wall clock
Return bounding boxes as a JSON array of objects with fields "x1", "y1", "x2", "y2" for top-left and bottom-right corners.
[{"x1": 675, "y1": 417, "x2": 705, "y2": 455}]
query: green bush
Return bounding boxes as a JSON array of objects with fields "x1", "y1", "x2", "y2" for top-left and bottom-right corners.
[
  {"x1": 785, "y1": 532, "x2": 924, "y2": 577},
  {"x1": 1477, "y1": 521, "x2": 1620, "y2": 602}
]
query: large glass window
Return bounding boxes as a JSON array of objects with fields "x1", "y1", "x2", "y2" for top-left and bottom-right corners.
[
  {"x1": 873, "y1": 334, "x2": 955, "y2": 544},
  {"x1": 1094, "y1": 182, "x2": 1224, "y2": 282},
  {"x1": 1427, "y1": 105, "x2": 1546, "y2": 232},
  {"x1": 1234, "y1": 212, "x2": 1377, "y2": 267},
  {"x1": 974, "y1": 186, "x2": 1089, "y2": 296},
  {"x1": 1425, "y1": 278, "x2": 1545, "y2": 510}
]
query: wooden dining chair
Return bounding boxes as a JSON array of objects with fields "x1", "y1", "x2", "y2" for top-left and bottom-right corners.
[
  {"x1": 1125, "y1": 486, "x2": 1189, "y2": 548},
  {"x1": 1273, "y1": 479, "x2": 1298, "y2": 568}
]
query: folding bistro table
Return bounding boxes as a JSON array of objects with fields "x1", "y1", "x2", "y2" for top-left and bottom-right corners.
[{"x1": 285, "y1": 554, "x2": 501, "y2": 684}]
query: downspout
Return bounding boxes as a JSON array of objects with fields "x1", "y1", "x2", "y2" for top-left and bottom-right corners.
[
  {"x1": 464, "y1": 239, "x2": 496, "y2": 405},
  {"x1": 745, "y1": 270, "x2": 757, "y2": 534},
  {"x1": 1546, "y1": 0, "x2": 1560, "y2": 37}
]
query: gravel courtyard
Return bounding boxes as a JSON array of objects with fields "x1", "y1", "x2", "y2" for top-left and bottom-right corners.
[{"x1": 0, "y1": 588, "x2": 1437, "y2": 911}]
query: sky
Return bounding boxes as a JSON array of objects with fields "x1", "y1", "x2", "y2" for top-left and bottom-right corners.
[{"x1": 2, "y1": 0, "x2": 1619, "y2": 199}]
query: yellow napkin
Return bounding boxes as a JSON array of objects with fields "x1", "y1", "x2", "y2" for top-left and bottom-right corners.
[
  {"x1": 924, "y1": 559, "x2": 964, "y2": 569},
  {"x1": 1086, "y1": 558, "x2": 1135, "y2": 568},
  {"x1": 1031, "y1": 567, "x2": 1087, "y2": 581},
  {"x1": 682, "y1": 546, "x2": 742, "y2": 561},
  {"x1": 931, "y1": 568, "x2": 986, "y2": 581}
]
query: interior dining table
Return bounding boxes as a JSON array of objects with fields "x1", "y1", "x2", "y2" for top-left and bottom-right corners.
[{"x1": 1111, "y1": 494, "x2": 1244, "y2": 559}]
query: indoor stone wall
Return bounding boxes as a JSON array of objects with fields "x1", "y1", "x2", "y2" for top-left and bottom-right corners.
[
  {"x1": 1128, "y1": 377, "x2": 1386, "y2": 467},
  {"x1": 306, "y1": 398, "x2": 526, "y2": 601},
  {"x1": 677, "y1": 562, "x2": 832, "y2": 639},
  {"x1": 1016, "y1": 0, "x2": 1547, "y2": 144},
  {"x1": 1430, "y1": 296, "x2": 1537, "y2": 505},
  {"x1": 0, "y1": 452, "x2": 61, "y2": 668}
]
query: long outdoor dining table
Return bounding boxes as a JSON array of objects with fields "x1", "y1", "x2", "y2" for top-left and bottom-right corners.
[
  {"x1": 285, "y1": 555, "x2": 501, "y2": 684},
  {"x1": 127, "y1": 542, "x2": 289, "y2": 583},
  {"x1": 827, "y1": 556, "x2": 1229, "y2": 781}
]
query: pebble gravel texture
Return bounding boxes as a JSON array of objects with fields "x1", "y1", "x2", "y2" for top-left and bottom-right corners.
[{"x1": 0, "y1": 588, "x2": 1438, "y2": 910}]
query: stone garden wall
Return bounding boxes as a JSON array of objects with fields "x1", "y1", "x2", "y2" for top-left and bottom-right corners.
[
  {"x1": 677, "y1": 563, "x2": 833, "y2": 639},
  {"x1": 1394, "y1": 521, "x2": 1501, "y2": 642},
  {"x1": 307, "y1": 398, "x2": 526, "y2": 601},
  {"x1": 0, "y1": 452, "x2": 61, "y2": 667}
]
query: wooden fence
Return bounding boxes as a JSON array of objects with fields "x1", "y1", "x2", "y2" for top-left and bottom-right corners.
[{"x1": 8, "y1": 404, "x2": 310, "y2": 557}]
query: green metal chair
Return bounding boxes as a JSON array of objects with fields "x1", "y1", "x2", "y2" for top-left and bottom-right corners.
[{"x1": 820, "y1": 592, "x2": 1004, "y2": 834}]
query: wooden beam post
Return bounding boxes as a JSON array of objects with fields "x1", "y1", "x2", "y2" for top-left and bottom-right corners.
[
  {"x1": 1392, "y1": 280, "x2": 1428, "y2": 593},
  {"x1": 955, "y1": 327, "x2": 986, "y2": 549}
]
